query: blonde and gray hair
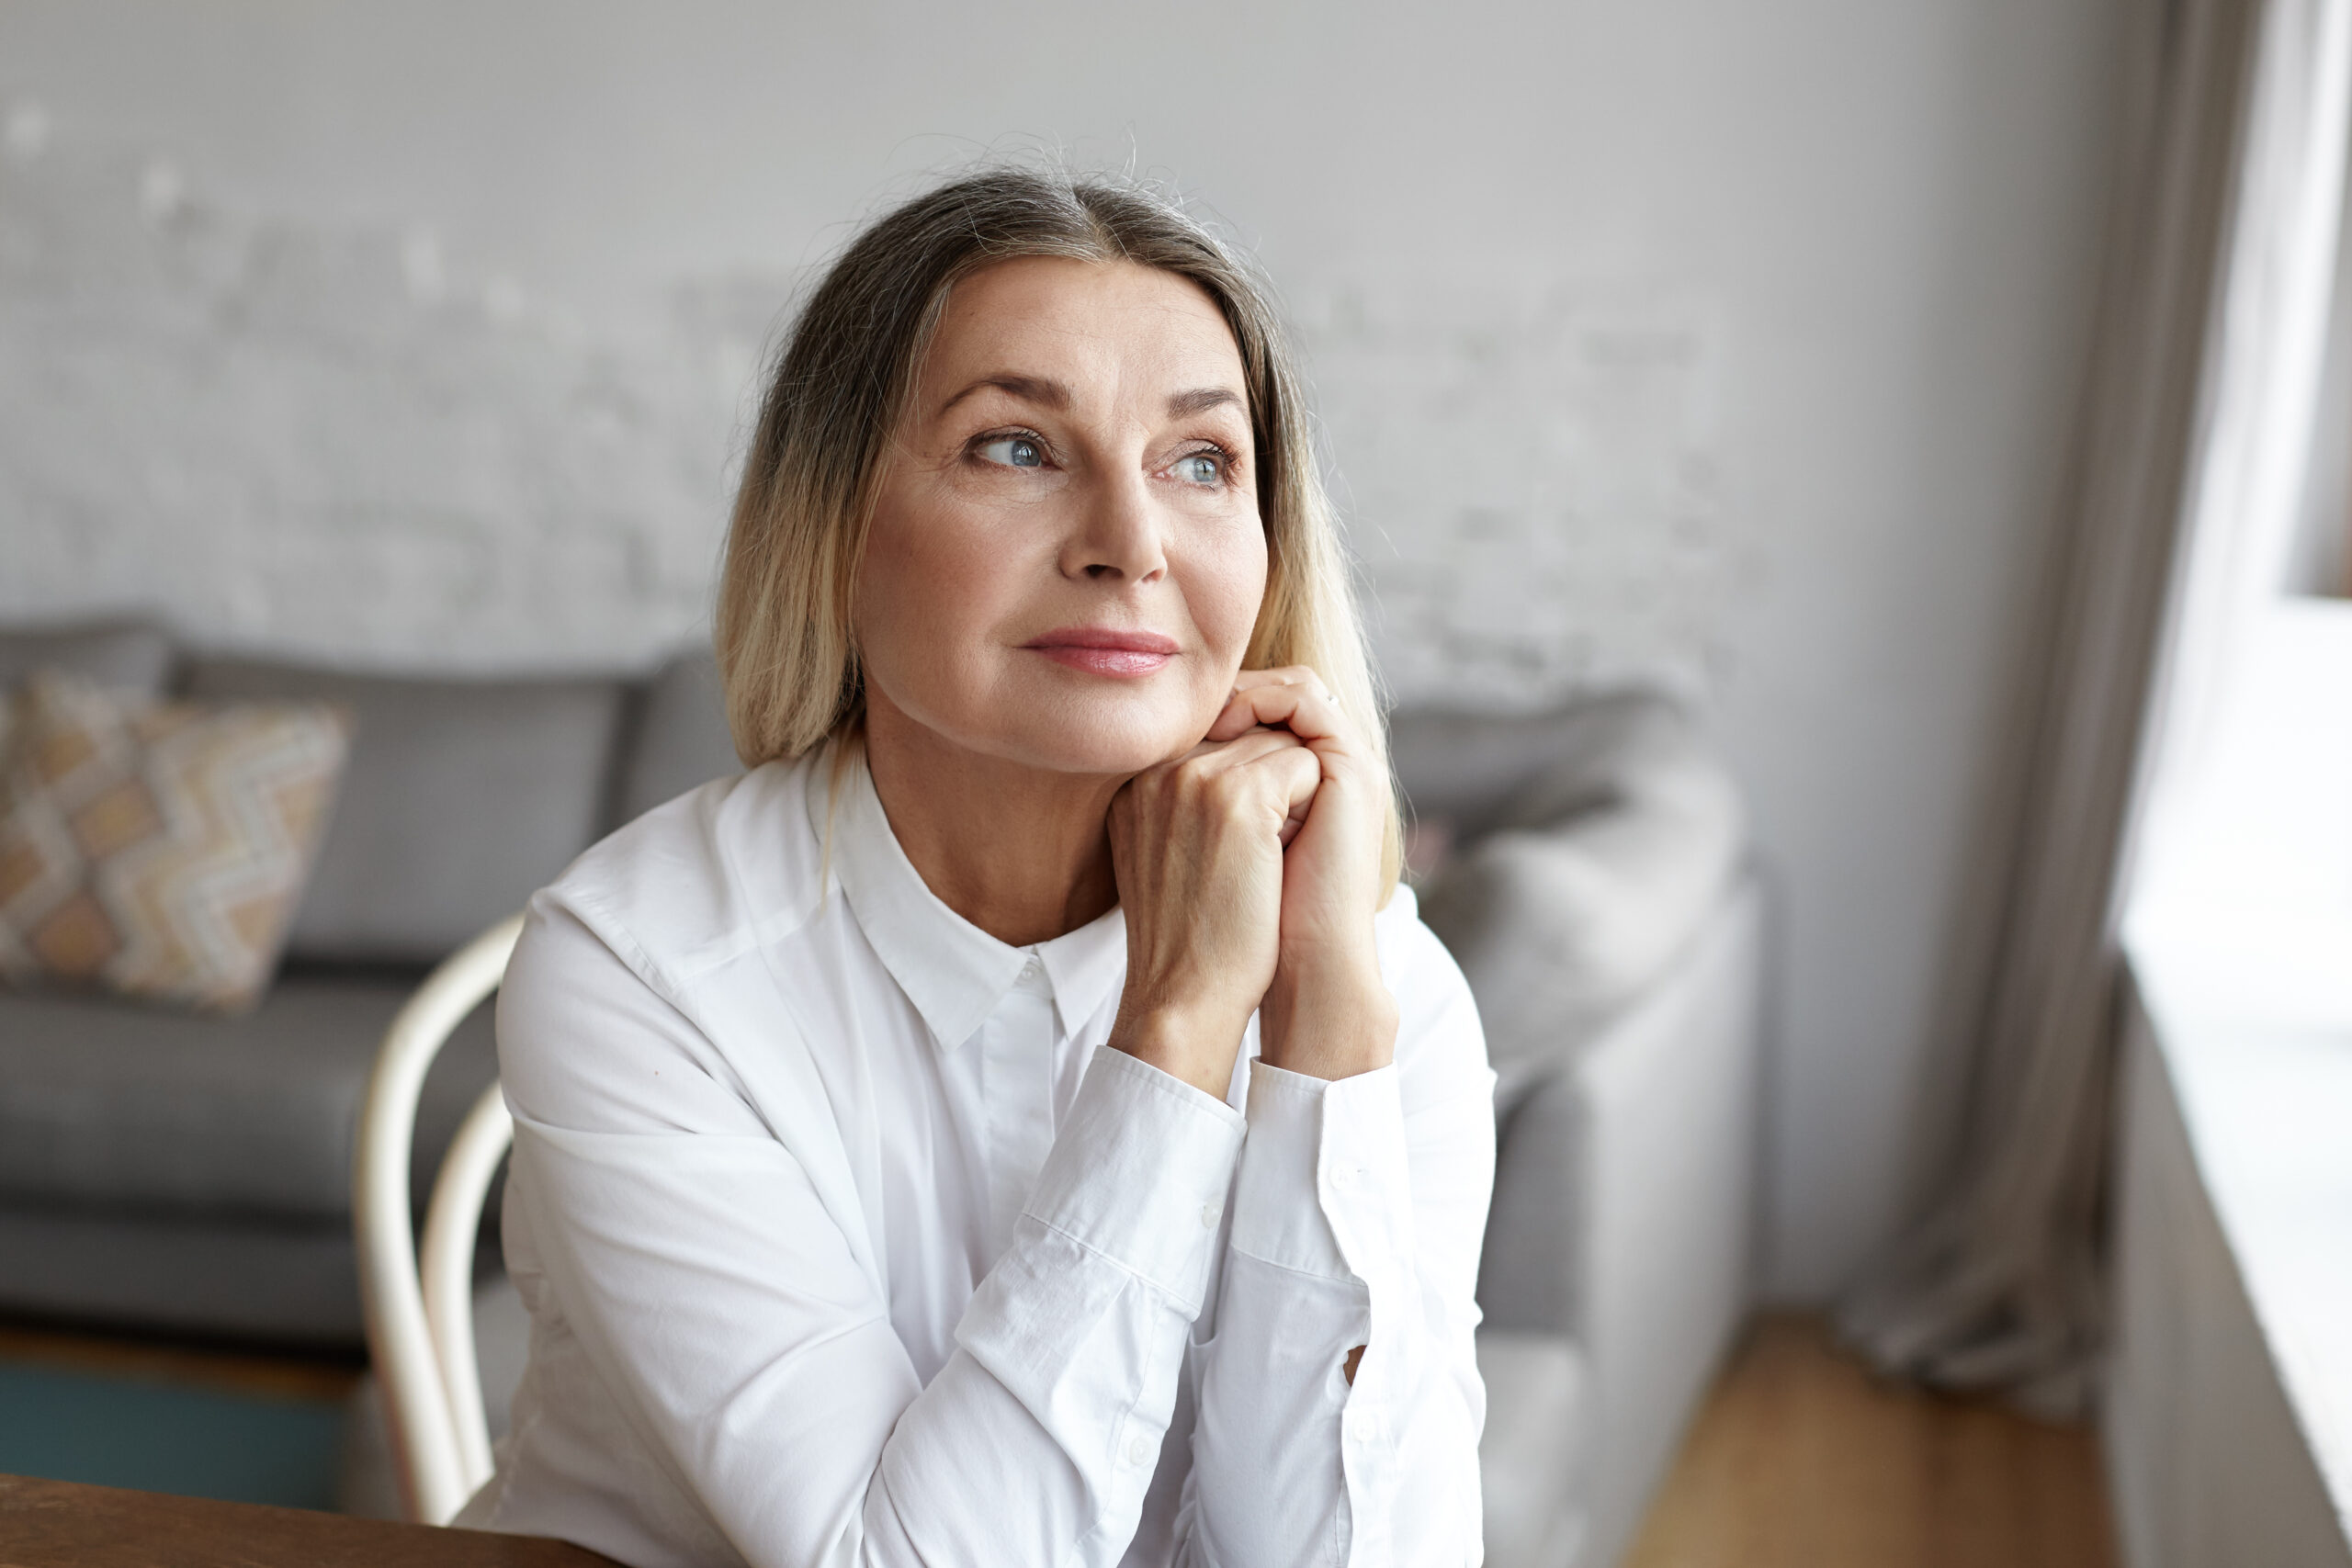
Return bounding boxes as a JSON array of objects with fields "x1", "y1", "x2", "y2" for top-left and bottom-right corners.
[{"x1": 714, "y1": 166, "x2": 1400, "y2": 892}]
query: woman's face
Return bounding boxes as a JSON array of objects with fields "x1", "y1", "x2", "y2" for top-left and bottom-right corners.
[{"x1": 855, "y1": 255, "x2": 1268, "y2": 778}]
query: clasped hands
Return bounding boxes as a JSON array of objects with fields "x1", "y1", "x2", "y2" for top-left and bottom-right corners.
[{"x1": 1107, "y1": 667, "x2": 1400, "y2": 1100}]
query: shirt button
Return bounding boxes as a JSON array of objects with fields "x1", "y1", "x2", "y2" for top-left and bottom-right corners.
[
  {"x1": 1199, "y1": 1201, "x2": 1220, "y2": 1231},
  {"x1": 1330, "y1": 1165, "x2": 1361, "y2": 1192},
  {"x1": 1125, "y1": 1431, "x2": 1154, "y2": 1466}
]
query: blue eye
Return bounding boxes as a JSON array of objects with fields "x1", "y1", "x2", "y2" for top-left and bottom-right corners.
[
  {"x1": 978, "y1": 435, "x2": 1045, "y2": 468},
  {"x1": 1174, "y1": 454, "x2": 1221, "y2": 487}
]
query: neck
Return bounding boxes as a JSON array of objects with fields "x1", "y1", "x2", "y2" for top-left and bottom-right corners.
[{"x1": 859, "y1": 694, "x2": 1124, "y2": 947}]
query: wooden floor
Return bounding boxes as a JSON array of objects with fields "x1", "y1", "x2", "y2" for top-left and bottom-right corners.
[{"x1": 1623, "y1": 1314, "x2": 2119, "y2": 1568}]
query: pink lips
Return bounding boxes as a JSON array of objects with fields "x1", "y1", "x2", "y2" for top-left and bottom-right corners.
[{"x1": 1023, "y1": 626, "x2": 1180, "y2": 677}]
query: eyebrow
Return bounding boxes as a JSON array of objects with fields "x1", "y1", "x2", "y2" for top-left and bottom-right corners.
[
  {"x1": 1167, "y1": 387, "x2": 1245, "y2": 419},
  {"x1": 938, "y1": 375, "x2": 1071, "y2": 415},
  {"x1": 935, "y1": 377, "x2": 1246, "y2": 422}
]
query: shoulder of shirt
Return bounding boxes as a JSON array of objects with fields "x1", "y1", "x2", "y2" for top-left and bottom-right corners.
[
  {"x1": 1374, "y1": 884, "x2": 1485, "y2": 1027},
  {"x1": 1373, "y1": 881, "x2": 1448, "y2": 990},
  {"x1": 529, "y1": 755, "x2": 831, "y2": 996},
  {"x1": 1373, "y1": 881, "x2": 1494, "y2": 1089}
]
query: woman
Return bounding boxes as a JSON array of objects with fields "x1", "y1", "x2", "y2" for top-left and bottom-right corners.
[{"x1": 460, "y1": 169, "x2": 1497, "y2": 1566}]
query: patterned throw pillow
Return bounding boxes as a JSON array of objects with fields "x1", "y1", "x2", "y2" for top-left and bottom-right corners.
[{"x1": 0, "y1": 671, "x2": 351, "y2": 1013}]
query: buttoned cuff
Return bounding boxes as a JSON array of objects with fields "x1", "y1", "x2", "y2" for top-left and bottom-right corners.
[
  {"x1": 1022, "y1": 1045, "x2": 1246, "y2": 1314},
  {"x1": 1232, "y1": 1061, "x2": 1415, "y2": 1289},
  {"x1": 1317, "y1": 1064, "x2": 1415, "y2": 1283},
  {"x1": 1229, "y1": 1061, "x2": 1347, "y2": 1278}
]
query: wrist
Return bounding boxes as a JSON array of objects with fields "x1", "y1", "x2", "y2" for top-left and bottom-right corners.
[
  {"x1": 1259, "y1": 956, "x2": 1397, "y2": 1081},
  {"x1": 1109, "y1": 996, "x2": 1250, "y2": 1101}
]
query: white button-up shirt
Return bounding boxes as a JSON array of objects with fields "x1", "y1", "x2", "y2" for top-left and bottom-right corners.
[{"x1": 458, "y1": 750, "x2": 1496, "y2": 1566}]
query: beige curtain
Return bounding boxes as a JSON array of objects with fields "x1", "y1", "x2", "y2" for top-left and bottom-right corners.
[{"x1": 1839, "y1": 0, "x2": 2352, "y2": 1417}]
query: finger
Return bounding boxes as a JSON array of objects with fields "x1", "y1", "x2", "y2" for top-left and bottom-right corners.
[
  {"x1": 1207, "y1": 674, "x2": 1352, "y2": 750},
  {"x1": 1277, "y1": 782, "x2": 1314, "y2": 848},
  {"x1": 1204, "y1": 676, "x2": 1330, "y2": 743},
  {"x1": 1232, "y1": 665, "x2": 1319, "y2": 693},
  {"x1": 1160, "y1": 728, "x2": 1317, "y2": 846},
  {"x1": 1187, "y1": 730, "x2": 1317, "y2": 826},
  {"x1": 1183, "y1": 724, "x2": 1308, "y2": 771},
  {"x1": 1263, "y1": 740, "x2": 1322, "y2": 840}
]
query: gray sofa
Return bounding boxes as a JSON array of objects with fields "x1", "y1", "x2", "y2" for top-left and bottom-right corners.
[
  {"x1": 1400, "y1": 701, "x2": 1760, "y2": 1568},
  {"x1": 1, "y1": 619, "x2": 1759, "y2": 1568},
  {"x1": 0, "y1": 623, "x2": 728, "y2": 1344}
]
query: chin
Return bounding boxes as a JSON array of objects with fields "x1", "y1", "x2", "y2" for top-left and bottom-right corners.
[
  {"x1": 1011, "y1": 721, "x2": 1197, "y2": 777},
  {"x1": 988, "y1": 689, "x2": 1209, "y2": 777}
]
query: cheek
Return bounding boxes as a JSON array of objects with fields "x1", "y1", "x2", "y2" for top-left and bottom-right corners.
[
  {"x1": 1184, "y1": 514, "x2": 1271, "y2": 663},
  {"x1": 855, "y1": 495, "x2": 1007, "y2": 693}
]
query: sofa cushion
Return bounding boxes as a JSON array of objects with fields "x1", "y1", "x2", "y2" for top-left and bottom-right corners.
[
  {"x1": 1392, "y1": 701, "x2": 1645, "y2": 841},
  {"x1": 1412, "y1": 692, "x2": 1746, "y2": 1090},
  {"x1": 1479, "y1": 1068, "x2": 1586, "y2": 1337},
  {"x1": 0, "y1": 1201, "x2": 374, "y2": 1346},
  {"x1": 1476, "y1": 1331, "x2": 1591, "y2": 1568},
  {"x1": 0, "y1": 976, "x2": 496, "y2": 1223},
  {"x1": 0, "y1": 620, "x2": 175, "y2": 698},
  {"x1": 185, "y1": 660, "x2": 628, "y2": 963},
  {"x1": 614, "y1": 649, "x2": 741, "y2": 826},
  {"x1": 0, "y1": 672, "x2": 350, "y2": 1012}
]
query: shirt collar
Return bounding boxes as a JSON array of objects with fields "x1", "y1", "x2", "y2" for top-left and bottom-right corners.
[
  {"x1": 820, "y1": 749, "x2": 1128, "y2": 1052},
  {"x1": 1035, "y1": 900, "x2": 1127, "y2": 1040}
]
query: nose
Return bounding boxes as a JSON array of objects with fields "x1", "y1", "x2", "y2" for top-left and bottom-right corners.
[{"x1": 1059, "y1": 468, "x2": 1168, "y2": 584}]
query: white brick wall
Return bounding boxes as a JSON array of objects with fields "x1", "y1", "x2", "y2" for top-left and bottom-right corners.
[
  {"x1": 0, "y1": 112, "x2": 1733, "y2": 697},
  {"x1": 0, "y1": 118, "x2": 761, "y2": 672},
  {"x1": 1296, "y1": 281, "x2": 1735, "y2": 703}
]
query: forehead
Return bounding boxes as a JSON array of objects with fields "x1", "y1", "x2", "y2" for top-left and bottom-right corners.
[{"x1": 923, "y1": 256, "x2": 1245, "y2": 393}]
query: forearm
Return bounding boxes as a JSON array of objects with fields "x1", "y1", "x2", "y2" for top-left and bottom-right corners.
[
  {"x1": 873, "y1": 1048, "x2": 1243, "y2": 1560},
  {"x1": 1182, "y1": 1061, "x2": 1484, "y2": 1567},
  {"x1": 1110, "y1": 995, "x2": 1250, "y2": 1100},
  {"x1": 1257, "y1": 953, "x2": 1399, "y2": 1082},
  {"x1": 507, "y1": 1047, "x2": 1244, "y2": 1568},
  {"x1": 1111, "y1": 939, "x2": 1399, "y2": 1100}
]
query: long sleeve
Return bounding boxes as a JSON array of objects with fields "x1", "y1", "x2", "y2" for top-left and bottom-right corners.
[
  {"x1": 481, "y1": 897, "x2": 1246, "y2": 1568},
  {"x1": 1179, "y1": 919, "x2": 1498, "y2": 1566}
]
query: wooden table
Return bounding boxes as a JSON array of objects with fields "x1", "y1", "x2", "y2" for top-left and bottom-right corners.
[{"x1": 0, "y1": 1473, "x2": 620, "y2": 1567}]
